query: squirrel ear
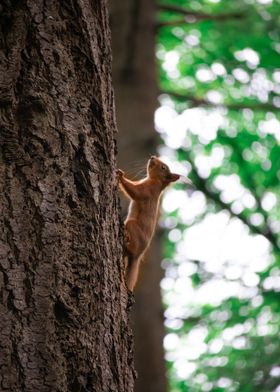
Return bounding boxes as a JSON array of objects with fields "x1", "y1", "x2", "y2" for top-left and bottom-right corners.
[{"x1": 169, "y1": 173, "x2": 180, "y2": 182}]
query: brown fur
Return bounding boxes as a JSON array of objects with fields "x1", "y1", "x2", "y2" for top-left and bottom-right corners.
[{"x1": 117, "y1": 156, "x2": 180, "y2": 291}]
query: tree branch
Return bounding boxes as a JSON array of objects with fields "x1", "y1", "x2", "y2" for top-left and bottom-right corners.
[
  {"x1": 186, "y1": 155, "x2": 279, "y2": 252},
  {"x1": 225, "y1": 137, "x2": 279, "y2": 245},
  {"x1": 161, "y1": 90, "x2": 278, "y2": 111},
  {"x1": 158, "y1": 4, "x2": 244, "y2": 26},
  {"x1": 157, "y1": 19, "x2": 195, "y2": 28}
]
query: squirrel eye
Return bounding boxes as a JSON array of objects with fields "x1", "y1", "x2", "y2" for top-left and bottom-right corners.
[{"x1": 162, "y1": 165, "x2": 166, "y2": 170}]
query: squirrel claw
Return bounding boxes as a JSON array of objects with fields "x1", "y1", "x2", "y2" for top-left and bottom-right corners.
[
  {"x1": 126, "y1": 290, "x2": 135, "y2": 310},
  {"x1": 117, "y1": 169, "x2": 124, "y2": 177}
]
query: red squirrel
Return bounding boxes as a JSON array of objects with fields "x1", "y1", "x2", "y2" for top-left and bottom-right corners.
[{"x1": 117, "y1": 156, "x2": 181, "y2": 291}]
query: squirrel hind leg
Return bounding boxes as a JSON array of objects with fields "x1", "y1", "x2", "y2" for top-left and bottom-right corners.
[
  {"x1": 124, "y1": 220, "x2": 147, "y2": 257},
  {"x1": 124, "y1": 228, "x2": 131, "y2": 247},
  {"x1": 124, "y1": 220, "x2": 147, "y2": 291}
]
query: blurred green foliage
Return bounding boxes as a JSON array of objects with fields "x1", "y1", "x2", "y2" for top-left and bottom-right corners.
[{"x1": 156, "y1": 0, "x2": 280, "y2": 391}]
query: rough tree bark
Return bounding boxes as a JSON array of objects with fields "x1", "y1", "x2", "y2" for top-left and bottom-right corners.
[
  {"x1": 110, "y1": 1, "x2": 168, "y2": 392},
  {"x1": 0, "y1": 1, "x2": 134, "y2": 391}
]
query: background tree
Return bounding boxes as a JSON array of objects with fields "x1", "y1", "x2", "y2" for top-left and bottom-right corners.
[
  {"x1": 156, "y1": 0, "x2": 280, "y2": 391},
  {"x1": 0, "y1": 1, "x2": 134, "y2": 391},
  {"x1": 110, "y1": 1, "x2": 168, "y2": 391}
]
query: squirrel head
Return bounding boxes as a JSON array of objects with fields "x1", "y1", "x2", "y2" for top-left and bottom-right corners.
[{"x1": 147, "y1": 156, "x2": 180, "y2": 185}]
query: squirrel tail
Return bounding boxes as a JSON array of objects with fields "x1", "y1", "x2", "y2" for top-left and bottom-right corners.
[{"x1": 126, "y1": 254, "x2": 140, "y2": 292}]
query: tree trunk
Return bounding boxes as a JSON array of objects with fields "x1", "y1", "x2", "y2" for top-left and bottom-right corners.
[
  {"x1": 110, "y1": 1, "x2": 168, "y2": 391},
  {"x1": 0, "y1": 1, "x2": 134, "y2": 391}
]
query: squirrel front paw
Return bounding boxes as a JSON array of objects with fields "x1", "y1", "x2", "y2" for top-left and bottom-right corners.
[{"x1": 117, "y1": 169, "x2": 125, "y2": 180}]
